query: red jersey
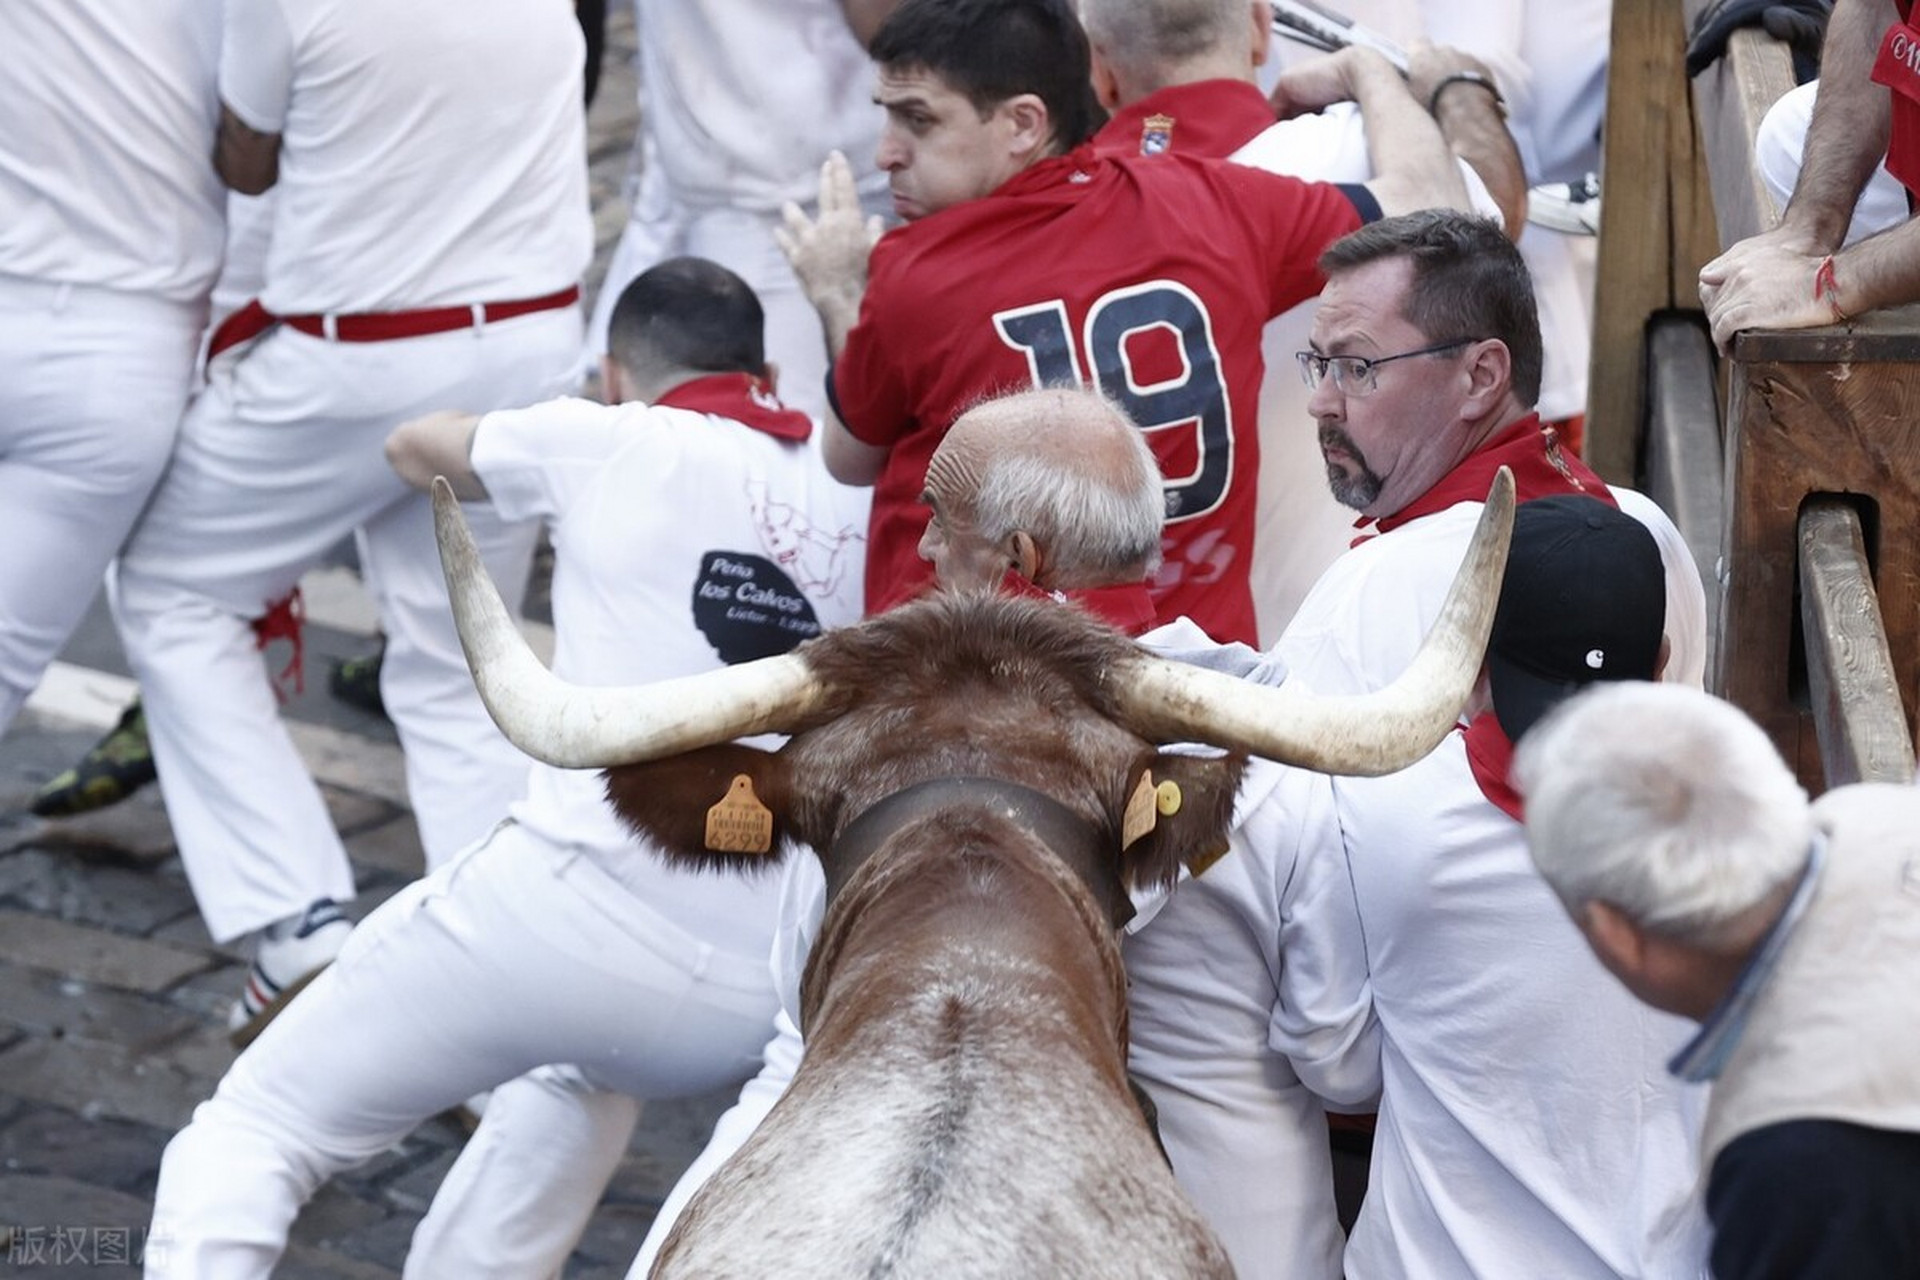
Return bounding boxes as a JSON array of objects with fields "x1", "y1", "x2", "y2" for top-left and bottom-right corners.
[
  {"x1": 1873, "y1": 2, "x2": 1920, "y2": 197},
  {"x1": 1091, "y1": 80, "x2": 1276, "y2": 161},
  {"x1": 832, "y1": 142, "x2": 1370, "y2": 645}
]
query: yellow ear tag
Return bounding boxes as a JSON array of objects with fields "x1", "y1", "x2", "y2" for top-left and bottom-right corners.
[
  {"x1": 1154, "y1": 779, "x2": 1182, "y2": 817},
  {"x1": 705, "y1": 774, "x2": 774, "y2": 854},
  {"x1": 1122, "y1": 770, "x2": 1159, "y2": 848}
]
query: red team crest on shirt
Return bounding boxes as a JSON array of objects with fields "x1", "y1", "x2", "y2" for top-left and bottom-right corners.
[{"x1": 1140, "y1": 113, "x2": 1176, "y2": 156}]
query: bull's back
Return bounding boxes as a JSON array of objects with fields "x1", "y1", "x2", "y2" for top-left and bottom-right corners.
[{"x1": 652, "y1": 994, "x2": 1232, "y2": 1278}]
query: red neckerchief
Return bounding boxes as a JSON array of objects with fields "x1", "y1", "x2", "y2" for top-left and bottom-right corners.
[
  {"x1": 1462, "y1": 713, "x2": 1523, "y2": 821},
  {"x1": 655, "y1": 373, "x2": 812, "y2": 442},
  {"x1": 1090, "y1": 80, "x2": 1276, "y2": 160},
  {"x1": 1005, "y1": 572, "x2": 1158, "y2": 637},
  {"x1": 1350, "y1": 413, "x2": 1612, "y2": 546}
]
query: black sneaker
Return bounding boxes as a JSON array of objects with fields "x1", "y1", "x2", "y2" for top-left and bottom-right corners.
[
  {"x1": 327, "y1": 641, "x2": 387, "y2": 719},
  {"x1": 30, "y1": 701, "x2": 158, "y2": 817}
]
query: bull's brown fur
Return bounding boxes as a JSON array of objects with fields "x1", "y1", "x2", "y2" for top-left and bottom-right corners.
[{"x1": 604, "y1": 594, "x2": 1245, "y2": 1277}]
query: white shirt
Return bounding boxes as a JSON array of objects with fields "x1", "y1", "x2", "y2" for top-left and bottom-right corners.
[
  {"x1": 222, "y1": 0, "x2": 592, "y2": 313},
  {"x1": 1336, "y1": 733, "x2": 1711, "y2": 1278},
  {"x1": 0, "y1": 0, "x2": 225, "y2": 304},
  {"x1": 473, "y1": 395, "x2": 868, "y2": 957},
  {"x1": 635, "y1": 0, "x2": 887, "y2": 213},
  {"x1": 1276, "y1": 490, "x2": 1708, "y2": 699}
]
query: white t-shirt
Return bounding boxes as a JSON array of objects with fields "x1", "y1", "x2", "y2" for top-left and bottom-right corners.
[
  {"x1": 222, "y1": 0, "x2": 592, "y2": 313},
  {"x1": 1275, "y1": 489, "x2": 1708, "y2": 699},
  {"x1": 1335, "y1": 733, "x2": 1711, "y2": 1278},
  {"x1": 0, "y1": 0, "x2": 224, "y2": 304},
  {"x1": 635, "y1": 0, "x2": 886, "y2": 213},
  {"x1": 472, "y1": 395, "x2": 869, "y2": 958}
]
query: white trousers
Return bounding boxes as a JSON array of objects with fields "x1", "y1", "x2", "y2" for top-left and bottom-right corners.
[
  {"x1": 1121, "y1": 864, "x2": 1346, "y2": 1280},
  {"x1": 113, "y1": 312, "x2": 579, "y2": 940},
  {"x1": 145, "y1": 821, "x2": 780, "y2": 1280},
  {"x1": 0, "y1": 276, "x2": 203, "y2": 733}
]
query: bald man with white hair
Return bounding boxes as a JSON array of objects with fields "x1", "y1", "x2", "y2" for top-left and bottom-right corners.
[{"x1": 918, "y1": 387, "x2": 1164, "y2": 621}]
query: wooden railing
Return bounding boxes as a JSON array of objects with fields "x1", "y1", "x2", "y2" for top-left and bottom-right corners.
[{"x1": 1590, "y1": 0, "x2": 1917, "y2": 789}]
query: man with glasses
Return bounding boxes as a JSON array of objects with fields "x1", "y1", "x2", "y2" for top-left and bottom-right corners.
[
  {"x1": 1271, "y1": 209, "x2": 1707, "y2": 698},
  {"x1": 1120, "y1": 209, "x2": 1712, "y2": 1277}
]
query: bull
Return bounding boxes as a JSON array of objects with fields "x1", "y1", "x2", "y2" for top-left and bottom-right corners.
[{"x1": 431, "y1": 469, "x2": 1515, "y2": 1279}]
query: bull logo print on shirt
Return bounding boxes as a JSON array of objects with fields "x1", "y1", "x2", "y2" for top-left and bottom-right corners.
[{"x1": 746, "y1": 480, "x2": 863, "y2": 597}]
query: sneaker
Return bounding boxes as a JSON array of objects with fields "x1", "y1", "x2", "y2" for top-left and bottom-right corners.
[
  {"x1": 30, "y1": 701, "x2": 158, "y2": 818},
  {"x1": 228, "y1": 898, "x2": 353, "y2": 1049},
  {"x1": 327, "y1": 642, "x2": 387, "y2": 719},
  {"x1": 1527, "y1": 172, "x2": 1601, "y2": 236}
]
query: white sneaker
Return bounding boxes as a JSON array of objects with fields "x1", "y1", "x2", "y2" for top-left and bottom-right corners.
[
  {"x1": 1528, "y1": 173, "x2": 1601, "y2": 236},
  {"x1": 227, "y1": 898, "x2": 352, "y2": 1049}
]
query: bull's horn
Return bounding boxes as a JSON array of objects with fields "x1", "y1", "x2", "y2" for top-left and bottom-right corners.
[
  {"x1": 1112, "y1": 467, "x2": 1514, "y2": 776},
  {"x1": 431, "y1": 478, "x2": 829, "y2": 768}
]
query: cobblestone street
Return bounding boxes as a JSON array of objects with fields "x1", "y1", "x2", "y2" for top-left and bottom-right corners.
[{"x1": 0, "y1": 12, "x2": 735, "y2": 1275}]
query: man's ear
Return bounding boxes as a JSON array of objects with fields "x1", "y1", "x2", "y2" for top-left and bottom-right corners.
[
  {"x1": 1000, "y1": 93, "x2": 1053, "y2": 161},
  {"x1": 1460, "y1": 337, "x2": 1513, "y2": 414},
  {"x1": 601, "y1": 355, "x2": 626, "y2": 406},
  {"x1": 1246, "y1": 0, "x2": 1271, "y2": 70},
  {"x1": 761, "y1": 360, "x2": 780, "y2": 393},
  {"x1": 1578, "y1": 899, "x2": 1646, "y2": 978},
  {"x1": 1009, "y1": 529, "x2": 1041, "y2": 583},
  {"x1": 1088, "y1": 46, "x2": 1124, "y2": 113}
]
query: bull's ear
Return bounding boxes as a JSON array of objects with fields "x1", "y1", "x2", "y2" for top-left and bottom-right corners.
[
  {"x1": 602, "y1": 744, "x2": 796, "y2": 875},
  {"x1": 1119, "y1": 752, "x2": 1245, "y2": 892}
]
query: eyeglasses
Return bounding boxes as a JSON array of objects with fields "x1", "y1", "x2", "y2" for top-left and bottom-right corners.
[{"x1": 1294, "y1": 338, "x2": 1478, "y2": 397}]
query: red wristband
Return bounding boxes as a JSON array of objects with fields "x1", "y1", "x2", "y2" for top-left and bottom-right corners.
[{"x1": 1813, "y1": 255, "x2": 1849, "y2": 323}]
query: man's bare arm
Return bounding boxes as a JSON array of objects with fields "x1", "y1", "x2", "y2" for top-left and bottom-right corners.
[
  {"x1": 777, "y1": 150, "x2": 889, "y2": 486},
  {"x1": 215, "y1": 103, "x2": 281, "y2": 195},
  {"x1": 1780, "y1": 0, "x2": 1899, "y2": 247},
  {"x1": 1698, "y1": 0, "x2": 1906, "y2": 350},
  {"x1": 1273, "y1": 47, "x2": 1469, "y2": 217},
  {"x1": 1407, "y1": 46, "x2": 1527, "y2": 237},
  {"x1": 386, "y1": 411, "x2": 488, "y2": 500},
  {"x1": 821, "y1": 414, "x2": 888, "y2": 485},
  {"x1": 839, "y1": 0, "x2": 899, "y2": 47}
]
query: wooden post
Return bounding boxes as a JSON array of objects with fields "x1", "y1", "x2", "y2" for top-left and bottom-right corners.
[{"x1": 1586, "y1": 0, "x2": 1722, "y2": 484}]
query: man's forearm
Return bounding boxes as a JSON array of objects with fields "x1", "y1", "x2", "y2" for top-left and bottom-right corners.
[
  {"x1": 1426, "y1": 73, "x2": 1526, "y2": 236},
  {"x1": 1783, "y1": 0, "x2": 1900, "y2": 246},
  {"x1": 1350, "y1": 50, "x2": 1470, "y2": 215}
]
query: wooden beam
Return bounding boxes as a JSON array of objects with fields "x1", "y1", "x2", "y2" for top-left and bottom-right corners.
[
  {"x1": 1643, "y1": 314, "x2": 1724, "y2": 665},
  {"x1": 1797, "y1": 500, "x2": 1916, "y2": 786},
  {"x1": 1690, "y1": 29, "x2": 1796, "y2": 245},
  {"x1": 1587, "y1": 0, "x2": 1721, "y2": 484}
]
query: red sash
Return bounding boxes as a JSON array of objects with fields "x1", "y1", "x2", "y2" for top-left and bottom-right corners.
[{"x1": 1872, "y1": 13, "x2": 1920, "y2": 198}]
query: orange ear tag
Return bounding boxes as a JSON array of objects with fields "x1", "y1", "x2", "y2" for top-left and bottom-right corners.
[
  {"x1": 705, "y1": 775, "x2": 774, "y2": 854},
  {"x1": 1122, "y1": 770, "x2": 1159, "y2": 848}
]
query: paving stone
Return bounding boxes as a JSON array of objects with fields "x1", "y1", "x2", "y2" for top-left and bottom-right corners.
[
  {"x1": 0, "y1": 1031, "x2": 223, "y2": 1132},
  {"x1": 0, "y1": 962, "x2": 199, "y2": 1052},
  {"x1": 288, "y1": 1183, "x2": 389, "y2": 1250},
  {"x1": 273, "y1": 1241, "x2": 400, "y2": 1280},
  {"x1": 21, "y1": 791, "x2": 177, "y2": 864},
  {"x1": 0, "y1": 851, "x2": 198, "y2": 936},
  {"x1": 0, "y1": 1173, "x2": 154, "y2": 1269},
  {"x1": 0, "y1": 1107, "x2": 169, "y2": 1193},
  {"x1": 342, "y1": 813, "x2": 426, "y2": 881},
  {"x1": 321, "y1": 786, "x2": 404, "y2": 844},
  {"x1": 0, "y1": 910, "x2": 213, "y2": 993},
  {"x1": 569, "y1": 1198, "x2": 654, "y2": 1273}
]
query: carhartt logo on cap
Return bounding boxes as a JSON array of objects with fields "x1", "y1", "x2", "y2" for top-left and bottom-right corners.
[{"x1": 1585, "y1": 649, "x2": 1605, "y2": 669}]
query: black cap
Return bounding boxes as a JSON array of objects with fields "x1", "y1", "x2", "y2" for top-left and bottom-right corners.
[{"x1": 1488, "y1": 495, "x2": 1666, "y2": 743}]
